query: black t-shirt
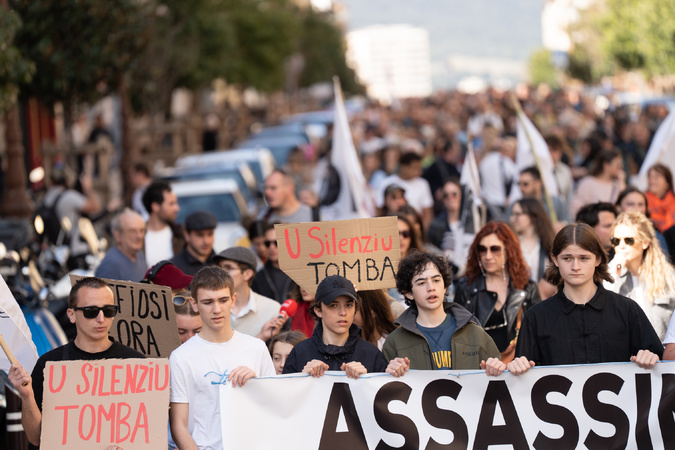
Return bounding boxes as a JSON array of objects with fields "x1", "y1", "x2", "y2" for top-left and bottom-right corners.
[{"x1": 31, "y1": 338, "x2": 146, "y2": 412}]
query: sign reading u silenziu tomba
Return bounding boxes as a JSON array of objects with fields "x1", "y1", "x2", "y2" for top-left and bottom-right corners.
[
  {"x1": 275, "y1": 217, "x2": 401, "y2": 294},
  {"x1": 70, "y1": 275, "x2": 181, "y2": 358},
  {"x1": 41, "y1": 358, "x2": 169, "y2": 449}
]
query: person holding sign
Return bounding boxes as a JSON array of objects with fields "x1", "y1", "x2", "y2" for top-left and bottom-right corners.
[
  {"x1": 282, "y1": 275, "x2": 388, "y2": 378},
  {"x1": 383, "y1": 251, "x2": 500, "y2": 374},
  {"x1": 8, "y1": 277, "x2": 145, "y2": 448},
  {"x1": 485, "y1": 223, "x2": 663, "y2": 376},
  {"x1": 169, "y1": 266, "x2": 275, "y2": 450}
]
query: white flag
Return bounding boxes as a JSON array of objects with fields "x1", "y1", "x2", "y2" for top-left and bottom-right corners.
[
  {"x1": 460, "y1": 143, "x2": 482, "y2": 206},
  {"x1": 460, "y1": 143, "x2": 483, "y2": 233},
  {"x1": 635, "y1": 107, "x2": 675, "y2": 191},
  {"x1": 516, "y1": 111, "x2": 559, "y2": 197},
  {"x1": 321, "y1": 77, "x2": 375, "y2": 220},
  {"x1": 0, "y1": 276, "x2": 39, "y2": 373}
]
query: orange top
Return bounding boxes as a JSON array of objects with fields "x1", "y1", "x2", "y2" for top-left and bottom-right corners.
[{"x1": 646, "y1": 190, "x2": 675, "y2": 233}]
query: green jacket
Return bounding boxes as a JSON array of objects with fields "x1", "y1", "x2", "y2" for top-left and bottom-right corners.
[{"x1": 383, "y1": 302, "x2": 500, "y2": 370}]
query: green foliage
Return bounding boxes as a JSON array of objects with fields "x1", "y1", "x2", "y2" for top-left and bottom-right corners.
[
  {"x1": 0, "y1": 9, "x2": 34, "y2": 114},
  {"x1": 528, "y1": 48, "x2": 559, "y2": 88},
  {"x1": 572, "y1": 0, "x2": 675, "y2": 78},
  {"x1": 11, "y1": 0, "x2": 152, "y2": 115},
  {"x1": 298, "y1": 10, "x2": 362, "y2": 94},
  {"x1": 11, "y1": 0, "x2": 360, "y2": 116}
]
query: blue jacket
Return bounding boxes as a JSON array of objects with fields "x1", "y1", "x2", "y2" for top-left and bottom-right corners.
[{"x1": 282, "y1": 322, "x2": 388, "y2": 374}]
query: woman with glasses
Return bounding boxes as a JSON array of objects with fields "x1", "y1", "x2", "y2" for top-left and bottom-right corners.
[
  {"x1": 454, "y1": 222, "x2": 541, "y2": 362},
  {"x1": 509, "y1": 198, "x2": 557, "y2": 298},
  {"x1": 397, "y1": 213, "x2": 423, "y2": 258},
  {"x1": 389, "y1": 214, "x2": 425, "y2": 307},
  {"x1": 604, "y1": 211, "x2": 675, "y2": 340}
]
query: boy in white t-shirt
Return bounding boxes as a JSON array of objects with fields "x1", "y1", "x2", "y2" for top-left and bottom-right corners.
[{"x1": 169, "y1": 266, "x2": 275, "y2": 449}]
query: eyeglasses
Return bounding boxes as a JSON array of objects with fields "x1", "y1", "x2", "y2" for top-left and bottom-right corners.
[
  {"x1": 611, "y1": 237, "x2": 636, "y2": 247},
  {"x1": 71, "y1": 305, "x2": 119, "y2": 319},
  {"x1": 264, "y1": 240, "x2": 277, "y2": 248},
  {"x1": 477, "y1": 245, "x2": 503, "y2": 256},
  {"x1": 399, "y1": 230, "x2": 411, "y2": 239}
]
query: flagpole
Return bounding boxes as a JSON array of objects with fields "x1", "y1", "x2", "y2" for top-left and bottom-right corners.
[{"x1": 510, "y1": 92, "x2": 558, "y2": 224}]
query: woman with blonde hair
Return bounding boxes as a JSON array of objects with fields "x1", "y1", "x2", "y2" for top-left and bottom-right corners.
[{"x1": 605, "y1": 211, "x2": 675, "y2": 340}]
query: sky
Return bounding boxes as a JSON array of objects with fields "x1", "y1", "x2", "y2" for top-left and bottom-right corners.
[{"x1": 339, "y1": 0, "x2": 548, "y2": 89}]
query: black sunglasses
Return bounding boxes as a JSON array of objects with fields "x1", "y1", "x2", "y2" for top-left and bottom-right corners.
[
  {"x1": 399, "y1": 230, "x2": 411, "y2": 239},
  {"x1": 264, "y1": 240, "x2": 277, "y2": 248},
  {"x1": 478, "y1": 245, "x2": 503, "y2": 256},
  {"x1": 611, "y1": 237, "x2": 636, "y2": 247},
  {"x1": 71, "y1": 305, "x2": 119, "y2": 319}
]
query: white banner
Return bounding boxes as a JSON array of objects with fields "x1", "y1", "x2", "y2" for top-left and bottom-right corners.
[
  {"x1": 0, "y1": 275, "x2": 38, "y2": 372},
  {"x1": 221, "y1": 362, "x2": 675, "y2": 449}
]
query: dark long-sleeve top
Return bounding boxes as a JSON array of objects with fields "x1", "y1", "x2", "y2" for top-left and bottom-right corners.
[{"x1": 515, "y1": 283, "x2": 664, "y2": 366}]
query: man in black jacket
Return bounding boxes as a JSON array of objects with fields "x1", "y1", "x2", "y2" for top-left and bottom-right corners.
[{"x1": 282, "y1": 275, "x2": 388, "y2": 378}]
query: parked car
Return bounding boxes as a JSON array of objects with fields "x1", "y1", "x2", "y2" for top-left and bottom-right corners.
[
  {"x1": 158, "y1": 161, "x2": 260, "y2": 213},
  {"x1": 175, "y1": 148, "x2": 276, "y2": 189},
  {"x1": 235, "y1": 135, "x2": 309, "y2": 166},
  {"x1": 252, "y1": 122, "x2": 310, "y2": 143},
  {"x1": 170, "y1": 179, "x2": 249, "y2": 252}
]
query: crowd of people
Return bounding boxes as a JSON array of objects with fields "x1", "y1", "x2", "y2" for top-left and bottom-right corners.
[{"x1": 8, "y1": 85, "x2": 675, "y2": 448}]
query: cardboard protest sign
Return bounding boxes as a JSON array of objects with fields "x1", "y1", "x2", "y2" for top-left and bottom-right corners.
[
  {"x1": 70, "y1": 276, "x2": 181, "y2": 358},
  {"x1": 41, "y1": 358, "x2": 169, "y2": 449},
  {"x1": 275, "y1": 217, "x2": 400, "y2": 293}
]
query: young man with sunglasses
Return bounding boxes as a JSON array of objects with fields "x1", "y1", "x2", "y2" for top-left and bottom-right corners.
[
  {"x1": 251, "y1": 223, "x2": 298, "y2": 303},
  {"x1": 9, "y1": 277, "x2": 144, "y2": 447}
]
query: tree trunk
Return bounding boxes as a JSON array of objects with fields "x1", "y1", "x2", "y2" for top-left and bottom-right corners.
[
  {"x1": 0, "y1": 104, "x2": 34, "y2": 218},
  {"x1": 118, "y1": 77, "x2": 135, "y2": 204}
]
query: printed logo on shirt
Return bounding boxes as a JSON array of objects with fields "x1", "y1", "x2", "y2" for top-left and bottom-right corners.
[{"x1": 432, "y1": 351, "x2": 452, "y2": 369}]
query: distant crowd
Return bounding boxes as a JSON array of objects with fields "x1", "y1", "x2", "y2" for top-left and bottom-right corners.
[{"x1": 15, "y1": 86, "x2": 675, "y2": 448}]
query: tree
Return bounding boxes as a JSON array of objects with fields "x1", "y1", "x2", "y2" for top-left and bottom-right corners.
[
  {"x1": 297, "y1": 9, "x2": 363, "y2": 95},
  {"x1": 528, "y1": 49, "x2": 559, "y2": 88},
  {"x1": 11, "y1": 0, "x2": 153, "y2": 125},
  {"x1": 0, "y1": 8, "x2": 33, "y2": 114},
  {"x1": 569, "y1": 0, "x2": 675, "y2": 80}
]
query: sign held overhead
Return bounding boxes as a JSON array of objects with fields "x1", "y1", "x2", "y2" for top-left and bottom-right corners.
[{"x1": 275, "y1": 217, "x2": 400, "y2": 293}]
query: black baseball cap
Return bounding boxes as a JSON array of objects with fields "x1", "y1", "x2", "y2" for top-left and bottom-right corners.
[{"x1": 315, "y1": 275, "x2": 357, "y2": 306}]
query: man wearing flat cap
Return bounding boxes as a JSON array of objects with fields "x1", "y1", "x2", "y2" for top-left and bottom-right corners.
[
  {"x1": 214, "y1": 246, "x2": 286, "y2": 340},
  {"x1": 170, "y1": 211, "x2": 217, "y2": 275}
]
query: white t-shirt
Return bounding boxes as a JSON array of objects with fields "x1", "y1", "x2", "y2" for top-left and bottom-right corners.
[
  {"x1": 170, "y1": 332, "x2": 275, "y2": 449},
  {"x1": 376, "y1": 174, "x2": 434, "y2": 213},
  {"x1": 145, "y1": 226, "x2": 174, "y2": 268},
  {"x1": 479, "y1": 152, "x2": 519, "y2": 207}
]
